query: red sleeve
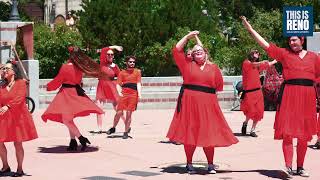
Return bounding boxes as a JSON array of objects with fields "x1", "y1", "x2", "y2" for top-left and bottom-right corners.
[
  {"x1": 117, "y1": 71, "x2": 123, "y2": 85},
  {"x1": 315, "y1": 55, "x2": 320, "y2": 79},
  {"x1": 265, "y1": 43, "x2": 285, "y2": 63},
  {"x1": 137, "y1": 69, "x2": 142, "y2": 83},
  {"x1": 7, "y1": 80, "x2": 26, "y2": 108},
  {"x1": 172, "y1": 47, "x2": 188, "y2": 72},
  {"x1": 47, "y1": 65, "x2": 65, "y2": 91},
  {"x1": 242, "y1": 60, "x2": 251, "y2": 73},
  {"x1": 258, "y1": 61, "x2": 269, "y2": 72},
  {"x1": 114, "y1": 65, "x2": 120, "y2": 77},
  {"x1": 214, "y1": 65, "x2": 224, "y2": 91}
]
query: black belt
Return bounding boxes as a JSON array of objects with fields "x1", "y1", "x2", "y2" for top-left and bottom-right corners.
[
  {"x1": 122, "y1": 83, "x2": 137, "y2": 91},
  {"x1": 240, "y1": 88, "x2": 261, "y2": 99},
  {"x1": 177, "y1": 84, "x2": 216, "y2": 113},
  {"x1": 62, "y1": 84, "x2": 85, "y2": 96},
  {"x1": 277, "y1": 79, "x2": 314, "y2": 107}
]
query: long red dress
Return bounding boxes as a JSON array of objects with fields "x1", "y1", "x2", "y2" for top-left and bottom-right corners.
[
  {"x1": 0, "y1": 80, "x2": 38, "y2": 142},
  {"x1": 41, "y1": 63, "x2": 104, "y2": 123},
  {"x1": 96, "y1": 63, "x2": 120, "y2": 103},
  {"x1": 266, "y1": 43, "x2": 320, "y2": 140},
  {"x1": 240, "y1": 60, "x2": 268, "y2": 121},
  {"x1": 166, "y1": 47, "x2": 239, "y2": 147}
]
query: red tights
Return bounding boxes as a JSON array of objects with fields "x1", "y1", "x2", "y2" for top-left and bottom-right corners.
[
  {"x1": 184, "y1": 145, "x2": 214, "y2": 164},
  {"x1": 282, "y1": 136, "x2": 308, "y2": 168}
]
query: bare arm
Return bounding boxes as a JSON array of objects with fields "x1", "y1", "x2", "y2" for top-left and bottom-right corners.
[
  {"x1": 195, "y1": 35, "x2": 203, "y2": 47},
  {"x1": 109, "y1": 45, "x2": 123, "y2": 52},
  {"x1": 268, "y1": 59, "x2": 277, "y2": 66},
  {"x1": 116, "y1": 84, "x2": 123, "y2": 97},
  {"x1": 137, "y1": 83, "x2": 142, "y2": 98},
  {"x1": 240, "y1": 16, "x2": 270, "y2": 49},
  {"x1": 176, "y1": 31, "x2": 199, "y2": 51}
]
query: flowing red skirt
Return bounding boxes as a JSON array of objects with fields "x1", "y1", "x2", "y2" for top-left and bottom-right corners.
[
  {"x1": 167, "y1": 90, "x2": 239, "y2": 147},
  {"x1": 274, "y1": 85, "x2": 317, "y2": 141},
  {"x1": 0, "y1": 105, "x2": 38, "y2": 142},
  {"x1": 96, "y1": 80, "x2": 119, "y2": 103},
  {"x1": 240, "y1": 90, "x2": 264, "y2": 121},
  {"x1": 42, "y1": 87, "x2": 104, "y2": 123}
]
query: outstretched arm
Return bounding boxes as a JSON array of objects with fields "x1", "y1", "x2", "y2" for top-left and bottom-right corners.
[
  {"x1": 176, "y1": 31, "x2": 199, "y2": 51},
  {"x1": 240, "y1": 16, "x2": 269, "y2": 49}
]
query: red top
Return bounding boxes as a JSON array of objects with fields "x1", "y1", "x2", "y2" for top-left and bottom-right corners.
[
  {"x1": 47, "y1": 63, "x2": 82, "y2": 90},
  {"x1": 242, "y1": 59, "x2": 268, "y2": 90},
  {"x1": 100, "y1": 63, "x2": 120, "y2": 79},
  {"x1": 266, "y1": 43, "x2": 320, "y2": 80},
  {"x1": 117, "y1": 68, "x2": 141, "y2": 95}
]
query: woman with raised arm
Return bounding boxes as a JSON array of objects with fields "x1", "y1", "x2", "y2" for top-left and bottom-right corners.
[
  {"x1": 41, "y1": 47, "x2": 106, "y2": 152},
  {"x1": 241, "y1": 16, "x2": 320, "y2": 178},
  {"x1": 94, "y1": 46, "x2": 124, "y2": 133},
  {"x1": 240, "y1": 50, "x2": 277, "y2": 137},
  {"x1": 166, "y1": 31, "x2": 238, "y2": 174}
]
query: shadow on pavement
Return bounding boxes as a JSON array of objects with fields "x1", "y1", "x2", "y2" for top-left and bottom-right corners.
[
  {"x1": 158, "y1": 140, "x2": 182, "y2": 145},
  {"x1": 38, "y1": 146, "x2": 99, "y2": 153},
  {"x1": 107, "y1": 135, "x2": 132, "y2": 139},
  {"x1": 233, "y1": 133, "x2": 250, "y2": 137},
  {"x1": 82, "y1": 176, "x2": 126, "y2": 180},
  {"x1": 161, "y1": 165, "x2": 288, "y2": 179}
]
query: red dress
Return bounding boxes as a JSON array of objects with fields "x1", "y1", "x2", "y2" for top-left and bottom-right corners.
[
  {"x1": 116, "y1": 68, "x2": 141, "y2": 111},
  {"x1": 240, "y1": 60, "x2": 268, "y2": 121},
  {"x1": 266, "y1": 43, "x2": 320, "y2": 140},
  {"x1": 166, "y1": 47, "x2": 239, "y2": 147},
  {"x1": 96, "y1": 63, "x2": 120, "y2": 103},
  {"x1": 0, "y1": 80, "x2": 38, "y2": 142},
  {"x1": 41, "y1": 64, "x2": 104, "y2": 123}
]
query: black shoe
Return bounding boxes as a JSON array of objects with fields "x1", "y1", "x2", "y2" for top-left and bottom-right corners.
[
  {"x1": 11, "y1": 171, "x2": 25, "y2": 177},
  {"x1": 0, "y1": 167, "x2": 11, "y2": 176},
  {"x1": 106, "y1": 127, "x2": 116, "y2": 135},
  {"x1": 249, "y1": 131, "x2": 258, "y2": 137},
  {"x1": 123, "y1": 132, "x2": 129, "y2": 139},
  {"x1": 66, "y1": 139, "x2": 78, "y2": 151},
  {"x1": 78, "y1": 136, "x2": 91, "y2": 151},
  {"x1": 241, "y1": 122, "x2": 247, "y2": 135},
  {"x1": 297, "y1": 167, "x2": 310, "y2": 177},
  {"x1": 186, "y1": 164, "x2": 196, "y2": 174},
  {"x1": 314, "y1": 141, "x2": 320, "y2": 149}
]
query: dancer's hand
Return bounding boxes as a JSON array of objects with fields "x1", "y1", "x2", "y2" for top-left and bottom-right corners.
[
  {"x1": 114, "y1": 46, "x2": 123, "y2": 52},
  {"x1": 187, "y1": 31, "x2": 200, "y2": 39},
  {"x1": 0, "y1": 106, "x2": 9, "y2": 115},
  {"x1": 240, "y1": 16, "x2": 252, "y2": 29}
]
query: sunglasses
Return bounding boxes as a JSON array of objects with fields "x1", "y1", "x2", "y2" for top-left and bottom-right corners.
[
  {"x1": 2, "y1": 67, "x2": 13, "y2": 71},
  {"x1": 128, "y1": 61, "x2": 135, "y2": 64},
  {"x1": 107, "y1": 53, "x2": 114, "y2": 56}
]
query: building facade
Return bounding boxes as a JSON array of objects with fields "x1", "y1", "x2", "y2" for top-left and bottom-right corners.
[{"x1": 44, "y1": 0, "x2": 82, "y2": 24}]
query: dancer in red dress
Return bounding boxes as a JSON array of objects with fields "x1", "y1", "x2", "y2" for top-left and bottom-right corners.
[
  {"x1": 41, "y1": 47, "x2": 105, "y2": 151},
  {"x1": 95, "y1": 46, "x2": 123, "y2": 133},
  {"x1": 106, "y1": 56, "x2": 142, "y2": 139},
  {"x1": 166, "y1": 31, "x2": 238, "y2": 174},
  {"x1": 241, "y1": 16, "x2": 320, "y2": 178},
  {"x1": 0, "y1": 61, "x2": 38, "y2": 177},
  {"x1": 240, "y1": 50, "x2": 276, "y2": 137}
]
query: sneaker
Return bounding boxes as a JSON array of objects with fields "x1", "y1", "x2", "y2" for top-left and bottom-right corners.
[
  {"x1": 281, "y1": 166, "x2": 294, "y2": 178},
  {"x1": 297, "y1": 167, "x2": 310, "y2": 177},
  {"x1": 207, "y1": 164, "x2": 217, "y2": 174},
  {"x1": 106, "y1": 127, "x2": 116, "y2": 135},
  {"x1": 186, "y1": 164, "x2": 196, "y2": 174},
  {"x1": 241, "y1": 122, "x2": 248, "y2": 135},
  {"x1": 123, "y1": 132, "x2": 129, "y2": 139},
  {"x1": 249, "y1": 131, "x2": 258, "y2": 137},
  {"x1": 314, "y1": 141, "x2": 320, "y2": 149}
]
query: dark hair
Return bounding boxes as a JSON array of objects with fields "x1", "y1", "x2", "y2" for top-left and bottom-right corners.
[
  {"x1": 5, "y1": 60, "x2": 24, "y2": 80},
  {"x1": 287, "y1": 36, "x2": 306, "y2": 51},
  {"x1": 247, "y1": 49, "x2": 260, "y2": 62},
  {"x1": 125, "y1": 56, "x2": 136, "y2": 62}
]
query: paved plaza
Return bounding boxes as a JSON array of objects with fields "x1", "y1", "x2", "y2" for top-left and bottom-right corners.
[{"x1": 1, "y1": 109, "x2": 319, "y2": 180}]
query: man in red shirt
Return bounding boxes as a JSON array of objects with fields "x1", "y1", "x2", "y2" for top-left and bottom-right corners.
[{"x1": 106, "y1": 56, "x2": 142, "y2": 139}]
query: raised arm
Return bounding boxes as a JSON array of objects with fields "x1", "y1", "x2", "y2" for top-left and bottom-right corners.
[
  {"x1": 240, "y1": 16, "x2": 270, "y2": 49},
  {"x1": 195, "y1": 35, "x2": 203, "y2": 47},
  {"x1": 108, "y1": 45, "x2": 123, "y2": 52},
  {"x1": 176, "y1": 31, "x2": 199, "y2": 51}
]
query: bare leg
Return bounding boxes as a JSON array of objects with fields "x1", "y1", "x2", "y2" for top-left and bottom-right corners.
[
  {"x1": 13, "y1": 142, "x2": 24, "y2": 173},
  {"x1": 0, "y1": 143, "x2": 9, "y2": 170},
  {"x1": 62, "y1": 114, "x2": 81, "y2": 138},
  {"x1": 113, "y1": 102, "x2": 125, "y2": 122},
  {"x1": 125, "y1": 111, "x2": 133, "y2": 132},
  {"x1": 113, "y1": 110, "x2": 123, "y2": 128},
  {"x1": 96, "y1": 100, "x2": 104, "y2": 131},
  {"x1": 251, "y1": 121, "x2": 258, "y2": 132}
]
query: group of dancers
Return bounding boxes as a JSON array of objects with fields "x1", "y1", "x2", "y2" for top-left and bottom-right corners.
[{"x1": 0, "y1": 16, "x2": 320, "y2": 178}]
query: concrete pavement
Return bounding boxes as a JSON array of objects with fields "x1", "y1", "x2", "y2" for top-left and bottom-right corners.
[{"x1": 1, "y1": 109, "x2": 319, "y2": 180}]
